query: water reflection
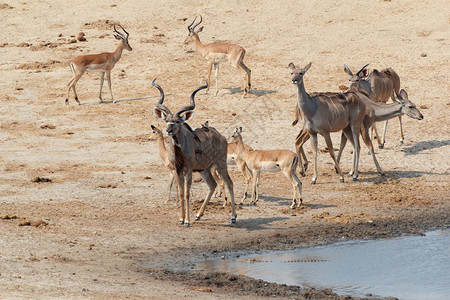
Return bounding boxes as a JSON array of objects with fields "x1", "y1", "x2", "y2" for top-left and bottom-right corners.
[{"x1": 195, "y1": 230, "x2": 450, "y2": 300}]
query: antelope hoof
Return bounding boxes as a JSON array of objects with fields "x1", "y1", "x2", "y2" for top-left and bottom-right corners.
[
  {"x1": 65, "y1": 99, "x2": 69, "y2": 104},
  {"x1": 231, "y1": 216, "x2": 236, "y2": 224},
  {"x1": 379, "y1": 144, "x2": 384, "y2": 149},
  {"x1": 178, "y1": 220, "x2": 184, "y2": 225},
  {"x1": 184, "y1": 222, "x2": 190, "y2": 228},
  {"x1": 340, "y1": 179, "x2": 345, "y2": 183},
  {"x1": 381, "y1": 172, "x2": 386, "y2": 176},
  {"x1": 311, "y1": 180, "x2": 316, "y2": 185},
  {"x1": 195, "y1": 214, "x2": 202, "y2": 221},
  {"x1": 352, "y1": 177, "x2": 358, "y2": 182}
]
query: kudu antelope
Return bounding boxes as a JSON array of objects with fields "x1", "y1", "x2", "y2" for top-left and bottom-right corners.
[
  {"x1": 66, "y1": 24, "x2": 132, "y2": 105},
  {"x1": 344, "y1": 64, "x2": 402, "y2": 148},
  {"x1": 228, "y1": 127, "x2": 303, "y2": 209},
  {"x1": 336, "y1": 89, "x2": 423, "y2": 176},
  {"x1": 289, "y1": 62, "x2": 369, "y2": 183},
  {"x1": 184, "y1": 15, "x2": 251, "y2": 97},
  {"x1": 152, "y1": 79, "x2": 237, "y2": 227},
  {"x1": 150, "y1": 125, "x2": 179, "y2": 205},
  {"x1": 293, "y1": 89, "x2": 423, "y2": 179}
]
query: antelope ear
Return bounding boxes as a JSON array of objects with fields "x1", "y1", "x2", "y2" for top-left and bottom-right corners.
[
  {"x1": 361, "y1": 68, "x2": 369, "y2": 77},
  {"x1": 288, "y1": 62, "x2": 296, "y2": 70},
  {"x1": 153, "y1": 108, "x2": 167, "y2": 121},
  {"x1": 196, "y1": 26, "x2": 204, "y2": 33},
  {"x1": 399, "y1": 89, "x2": 408, "y2": 100},
  {"x1": 303, "y1": 62, "x2": 312, "y2": 72},
  {"x1": 181, "y1": 110, "x2": 195, "y2": 122},
  {"x1": 114, "y1": 34, "x2": 121, "y2": 40}
]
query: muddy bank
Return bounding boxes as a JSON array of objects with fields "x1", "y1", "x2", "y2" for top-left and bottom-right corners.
[{"x1": 141, "y1": 208, "x2": 449, "y2": 299}]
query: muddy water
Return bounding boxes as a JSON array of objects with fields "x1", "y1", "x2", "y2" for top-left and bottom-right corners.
[{"x1": 194, "y1": 230, "x2": 450, "y2": 300}]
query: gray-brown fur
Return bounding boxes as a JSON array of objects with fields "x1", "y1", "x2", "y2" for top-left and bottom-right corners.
[
  {"x1": 152, "y1": 79, "x2": 236, "y2": 227},
  {"x1": 289, "y1": 62, "x2": 370, "y2": 183},
  {"x1": 344, "y1": 64, "x2": 403, "y2": 148}
]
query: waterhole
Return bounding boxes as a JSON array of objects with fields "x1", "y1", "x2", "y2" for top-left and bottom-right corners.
[{"x1": 194, "y1": 229, "x2": 449, "y2": 299}]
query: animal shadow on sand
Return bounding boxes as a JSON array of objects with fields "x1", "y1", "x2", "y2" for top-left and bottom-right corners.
[
  {"x1": 225, "y1": 87, "x2": 277, "y2": 97},
  {"x1": 254, "y1": 195, "x2": 335, "y2": 210},
  {"x1": 226, "y1": 216, "x2": 290, "y2": 231},
  {"x1": 352, "y1": 169, "x2": 445, "y2": 184},
  {"x1": 400, "y1": 139, "x2": 450, "y2": 156},
  {"x1": 82, "y1": 94, "x2": 170, "y2": 106}
]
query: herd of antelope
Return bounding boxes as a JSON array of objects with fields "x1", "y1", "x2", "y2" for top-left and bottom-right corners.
[{"x1": 65, "y1": 16, "x2": 424, "y2": 227}]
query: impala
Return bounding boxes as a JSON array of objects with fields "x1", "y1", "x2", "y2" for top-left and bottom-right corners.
[
  {"x1": 184, "y1": 15, "x2": 251, "y2": 97},
  {"x1": 213, "y1": 139, "x2": 254, "y2": 205},
  {"x1": 344, "y1": 64, "x2": 402, "y2": 148},
  {"x1": 66, "y1": 24, "x2": 132, "y2": 105},
  {"x1": 150, "y1": 125, "x2": 179, "y2": 205},
  {"x1": 152, "y1": 79, "x2": 237, "y2": 227},
  {"x1": 228, "y1": 127, "x2": 303, "y2": 209}
]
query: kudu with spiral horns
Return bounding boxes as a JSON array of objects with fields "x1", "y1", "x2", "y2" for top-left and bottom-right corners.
[{"x1": 152, "y1": 79, "x2": 237, "y2": 227}]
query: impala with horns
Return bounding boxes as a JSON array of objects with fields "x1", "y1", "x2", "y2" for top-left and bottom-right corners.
[
  {"x1": 152, "y1": 79, "x2": 237, "y2": 227},
  {"x1": 66, "y1": 24, "x2": 132, "y2": 105},
  {"x1": 184, "y1": 15, "x2": 251, "y2": 97},
  {"x1": 344, "y1": 64, "x2": 402, "y2": 148},
  {"x1": 228, "y1": 127, "x2": 303, "y2": 209},
  {"x1": 289, "y1": 62, "x2": 370, "y2": 183}
]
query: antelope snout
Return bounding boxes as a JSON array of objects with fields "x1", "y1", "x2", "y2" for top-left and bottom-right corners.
[{"x1": 167, "y1": 129, "x2": 174, "y2": 136}]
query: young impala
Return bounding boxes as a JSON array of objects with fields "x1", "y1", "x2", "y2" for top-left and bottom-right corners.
[
  {"x1": 66, "y1": 24, "x2": 132, "y2": 105},
  {"x1": 228, "y1": 127, "x2": 303, "y2": 209}
]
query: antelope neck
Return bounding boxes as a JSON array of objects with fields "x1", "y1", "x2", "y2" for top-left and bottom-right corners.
[
  {"x1": 157, "y1": 134, "x2": 167, "y2": 157},
  {"x1": 295, "y1": 81, "x2": 318, "y2": 118},
  {"x1": 192, "y1": 35, "x2": 208, "y2": 57},
  {"x1": 372, "y1": 101, "x2": 403, "y2": 122},
  {"x1": 111, "y1": 41, "x2": 125, "y2": 64}
]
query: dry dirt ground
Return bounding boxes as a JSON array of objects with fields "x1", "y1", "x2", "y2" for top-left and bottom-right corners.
[{"x1": 0, "y1": 0, "x2": 449, "y2": 299}]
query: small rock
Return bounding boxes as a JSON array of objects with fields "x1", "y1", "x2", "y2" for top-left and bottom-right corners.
[
  {"x1": 32, "y1": 177, "x2": 52, "y2": 183},
  {"x1": 420, "y1": 53, "x2": 427, "y2": 57}
]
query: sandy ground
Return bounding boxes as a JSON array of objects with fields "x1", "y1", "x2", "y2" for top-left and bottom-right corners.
[{"x1": 0, "y1": 0, "x2": 449, "y2": 299}]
